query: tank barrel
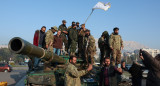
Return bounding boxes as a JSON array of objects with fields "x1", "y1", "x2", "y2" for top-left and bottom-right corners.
[{"x1": 8, "y1": 37, "x2": 66, "y2": 64}]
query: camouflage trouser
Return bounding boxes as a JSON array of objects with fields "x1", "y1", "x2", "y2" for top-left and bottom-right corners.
[
  {"x1": 85, "y1": 49, "x2": 95, "y2": 64},
  {"x1": 111, "y1": 49, "x2": 121, "y2": 66},
  {"x1": 70, "y1": 41, "x2": 77, "y2": 56},
  {"x1": 62, "y1": 35, "x2": 68, "y2": 52}
]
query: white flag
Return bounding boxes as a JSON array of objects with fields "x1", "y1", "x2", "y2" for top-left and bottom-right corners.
[{"x1": 92, "y1": 2, "x2": 111, "y2": 11}]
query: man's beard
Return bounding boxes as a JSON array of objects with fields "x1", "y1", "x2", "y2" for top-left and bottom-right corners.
[
  {"x1": 71, "y1": 62, "x2": 76, "y2": 65},
  {"x1": 63, "y1": 24, "x2": 66, "y2": 27},
  {"x1": 85, "y1": 34, "x2": 90, "y2": 37},
  {"x1": 105, "y1": 64, "x2": 110, "y2": 67},
  {"x1": 114, "y1": 32, "x2": 118, "y2": 35},
  {"x1": 40, "y1": 30, "x2": 45, "y2": 34}
]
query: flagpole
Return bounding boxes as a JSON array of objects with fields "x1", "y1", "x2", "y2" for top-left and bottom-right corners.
[{"x1": 84, "y1": 9, "x2": 94, "y2": 24}]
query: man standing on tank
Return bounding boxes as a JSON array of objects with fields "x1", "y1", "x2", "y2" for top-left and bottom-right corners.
[
  {"x1": 68, "y1": 24, "x2": 78, "y2": 56},
  {"x1": 58, "y1": 20, "x2": 68, "y2": 54},
  {"x1": 78, "y1": 24, "x2": 87, "y2": 58},
  {"x1": 109, "y1": 27, "x2": 123, "y2": 66},
  {"x1": 84, "y1": 30, "x2": 96, "y2": 64},
  {"x1": 45, "y1": 26, "x2": 58, "y2": 52},
  {"x1": 98, "y1": 31, "x2": 110, "y2": 66},
  {"x1": 33, "y1": 26, "x2": 46, "y2": 69}
]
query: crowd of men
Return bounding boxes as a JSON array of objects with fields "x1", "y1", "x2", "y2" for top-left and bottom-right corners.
[
  {"x1": 31, "y1": 20, "x2": 124, "y2": 86},
  {"x1": 30, "y1": 20, "x2": 160, "y2": 86},
  {"x1": 33, "y1": 20, "x2": 97, "y2": 67}
]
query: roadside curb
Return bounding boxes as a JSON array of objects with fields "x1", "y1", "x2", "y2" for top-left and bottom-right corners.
[{"x1": 15, "y1": 76, "x2": 26, "y2": 86}]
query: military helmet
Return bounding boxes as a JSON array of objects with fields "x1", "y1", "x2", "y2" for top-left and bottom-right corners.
[
  {"x1": 85, "y1": 29, "x2": 90, "y2": 32},
  {"x1": 51, "y1": 26, "x2": 58, "y2": 31},
  {"x1": 62, "y1": 20, "x2": 67, "y2": 23},
  {"x1": 76, "y1": 22, "x2": 80, "y2": 24},
  {"x1": 102, "y1": 31, "x2": 108, "y2": 35}
]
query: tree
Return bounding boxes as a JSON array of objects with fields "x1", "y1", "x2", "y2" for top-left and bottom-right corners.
[{"x1": 0, "y1": 48, "x2": 27, "y2": 64}]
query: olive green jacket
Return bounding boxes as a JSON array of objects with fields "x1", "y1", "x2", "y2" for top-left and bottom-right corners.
[
  {"x1": 67, "y1": 26, "x2": 72, "y2": 31},
  {"x1": 64, "y1": 63, "x2": 88, "y2": 86},
  {"x1": 109, "y1": 33, "x2": 123, "y2": 50},
  {"x1": 98, "y1": 37, "x2": 105, "y2": 49},
  {"x1": 69, "y1": 28, "x2": 78, "y2": 42},
  {"x1": 58, "y1": 24, "x2": 68, "y2": 37}
]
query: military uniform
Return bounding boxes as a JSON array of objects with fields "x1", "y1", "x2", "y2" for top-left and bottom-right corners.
[
  {"x1": 98, "y1": 37, "x2": 106, "y2": 64},
  {"x1": 45, "y1": 30, "x2": 54, "y2": 52},
  {"x1": 85, "y1": 35, "x2": 96, "y2": 64},
  {"x1": 67, "y1": 26, "x2": 72, "y2": 53},
  {"x1": 68, "y1": 26, "x2": 72, "y2": 30},
  {"x1": 109, "y1": 33, "x2": 123, "y2": 66},
  {"x1": 58, "y1": 24, "x2": 68, "y2": 52},
  {"x1": 98, "y1": 31, "x2": 110, "y2": 65},
  {"x1": 78, "y1": 28, "x2": 86, "y2": 58},
  {"x1": 69, "y1": 28, "x2": 78, "y2": 56},
  {"x1": 64, "y1": 63, "x2": 88, "y2": 86}
]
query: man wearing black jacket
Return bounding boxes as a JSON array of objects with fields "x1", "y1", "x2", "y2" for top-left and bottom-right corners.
[{"x1": 99, "y1": 58, "x2": 122, "y2": 86}]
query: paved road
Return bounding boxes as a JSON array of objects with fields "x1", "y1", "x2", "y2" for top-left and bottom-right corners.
[{"x1": 0, "y1": 67, "x2": 28, "y2": 86}]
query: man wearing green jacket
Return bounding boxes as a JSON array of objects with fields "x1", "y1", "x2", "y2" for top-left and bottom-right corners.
[
  {"x1": 65, "y1": 56, "x2": 93, "y2": 86},
  {"x1": 58, "y1": 20, "x2": 68, "y2": 53},
  {"x1": 98, "y1": 31, "x2": 110, "y2": 65},
  {"x1": 68, "y1": 24, "x2": 78, "y2": 56}
]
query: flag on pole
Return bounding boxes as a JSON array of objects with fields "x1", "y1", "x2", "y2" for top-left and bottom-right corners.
[
  {"x1": 85, "y1": 2, "x2": 111, "y2": 23},
  {"x1": 92, "y1": 2, "x2": 111, "y2": 11}
]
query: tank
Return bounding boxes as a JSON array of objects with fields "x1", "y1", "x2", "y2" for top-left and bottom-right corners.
[
  {"x1": 8, "y1": 37, "x2": 100, "y2": 86},
  {"x1": 8, "y1": 37, "x2": 68, "y2": 86},
  {"x1": 8, "y1": 37, "x2": 66, "y2": 64}
]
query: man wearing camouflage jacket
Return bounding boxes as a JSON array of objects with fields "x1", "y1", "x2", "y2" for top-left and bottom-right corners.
[
  {"x1": 65, "y1": 56, "x2": 93, "y2": 86},
  {"x1": 109, "y1": 27, "x2": 123, "y2": 66},
  {"x1": 85, "y1": 30, "x2": 96, "y2": 64},
  {"x1": 45, "y1": 26, "x2": 57, "y2": 52}
]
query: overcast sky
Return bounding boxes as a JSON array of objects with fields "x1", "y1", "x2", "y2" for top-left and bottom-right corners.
[{"x1": 0, "y1": 0, "x2": 160, "y2": 49}]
